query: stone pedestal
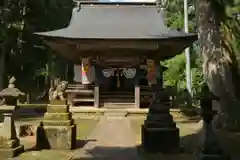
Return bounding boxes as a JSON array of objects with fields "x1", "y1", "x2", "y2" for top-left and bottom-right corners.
[
  {"x1": 0, "y1": 106, "x2": 24, "y2": 159},
  {"x1": 36, "y1": 100, "x2": 76, "y2": 150},
  {"x1": 141, "y1": 88, "x2": 179, "y2": 153}
]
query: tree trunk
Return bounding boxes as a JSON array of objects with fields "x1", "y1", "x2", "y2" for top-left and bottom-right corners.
[
  {"x1": 0, "y1": 46, "x2": 6, "y2": 90},
  {"x1": 197, "y1": 0, "x2": 240, "y2": 131}
]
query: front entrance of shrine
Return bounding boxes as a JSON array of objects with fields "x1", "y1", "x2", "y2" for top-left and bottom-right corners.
[{"x1": 101, "y1": 67, "x2": 137, "y2": 92}]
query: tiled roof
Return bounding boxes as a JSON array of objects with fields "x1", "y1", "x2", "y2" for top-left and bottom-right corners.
[{"x1": 34, "y1": 2, "x2": 197, "y2": 40}]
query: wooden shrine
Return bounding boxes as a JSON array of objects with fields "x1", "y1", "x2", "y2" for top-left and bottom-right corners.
[{"x1": 34, "y1": 2, "x2": 197, "y2": 108}]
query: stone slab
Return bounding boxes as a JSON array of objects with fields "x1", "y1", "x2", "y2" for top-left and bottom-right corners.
[
  {"x1": 0, "y1": 145, "x2": 24, "y2": 159},
  {"x1": 43, "y1": 113, "x2": 72, "y2": 121},
  {"x1": 50, "y1": 100, "x2": 68, "y2": 105},
  {"x1": 71, "y1": 117, "x2": 139, "y2": 159},
  {"x1": 0, "y1": 105, "x2": 16, "y2": 113},
  {"x1": 0, "y1": 138, "x2": 19, "y2": 148},
  {"x1": 42, "y1": 119, "x2": 73, "y2": 126},
  {"x1": 17, "y1": 150, "x2": 73, "y2": 160},
  {"x1": 141, "y1": 125, "x2": 179, "y2": 153},
  {"x1": 36, "y1": 125, "x2": 76, "y2": 150},
  {"x1": 47, "y1": 105, "x2": 69, "y2": 113}
]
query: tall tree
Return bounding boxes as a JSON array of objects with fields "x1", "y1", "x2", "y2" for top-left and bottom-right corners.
[
  {"x1": 197, "y1": 0, "x2": 240, "y2": 131},
  {"x1": 0, "y1": 0, "x2": 24, "y2": 89}
]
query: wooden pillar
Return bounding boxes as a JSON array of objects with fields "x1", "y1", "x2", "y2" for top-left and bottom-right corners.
[
  {"x1": 93, "y1": 64, "x2": 99, "y2": 108},
  {"x1": 135, "y1": 85, "x2": 140, "y2": 108},
  {"x1": 94, "y1": 84, "x2": 99, "y2": 108}
]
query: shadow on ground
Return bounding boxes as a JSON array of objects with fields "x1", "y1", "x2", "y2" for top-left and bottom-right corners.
[
  {"x1": 75, "y1": 139, "x2": 97, "y2": 149},
  {"x1": 18, "y1": 138, "x2": 97, "y2": 160},
  {"x1": 70, "y1": 129, "x2": 201, "y2": 160},
  {"x1": 71, "y1": 146, "x2": 138, "y2": 160},
  {"x1": 24, "y1": 139, "x2": 97, "y2": 152},
  {"x1": 137, "y1": 128, "x2": 240, "y2": 160},
  {"x1": 10, "y1": 106, "x2": 47, "y2": 122}
]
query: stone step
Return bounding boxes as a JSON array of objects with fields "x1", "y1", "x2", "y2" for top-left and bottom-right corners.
[
  {"x1": 104, "y1": 110, "x2": 127, "y2": 117},
  {"x1": 104, "y1": 102, "x2": 135, "y2": 109},
  {"x1": 72, "y1": 98, "x2": 94, "y2": 102},
  {"x1": 67, "y1": 84, "x2": 94, "y2": 89},
  {"x1": 101, "y1": 99, "x2": 135, "y2": 103},
  {"x1": 66, "y1": 89, "x2": 94, "y2": 94},
  {"x1": 100, "y1": 92, "x2": 134, "y2": 95},
  {"x1": 68, "y1": 84, "x2": 94, "y2": 87},
  {"x1": 100, "y1": 94, "x2": 134, "y2": 98},
  {"x1": 44, "y1": 112, "x2": 72, "y2": 121}
]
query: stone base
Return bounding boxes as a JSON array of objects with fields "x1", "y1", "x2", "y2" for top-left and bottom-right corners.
[
  {"x1": 43, "y1": 112, "x2": 72, "y2": 121},
  {"x1": 141, "y1": 124, "x2": 179, "y2": 153},
  {"x1": 47, "y1": 105, "x2": 69, "y2": 113},
  {"x1": 0, "y1": 137, "x2": 20, "y2": 148},
  {"x1": 36, "y1": 124, "x2": 76, "y2": 150},
  {"x1": 42, "y1": 119, "x2": 74, "y2": 126},
  {"x1": 50, "y1": 100, "x2": 68, "y2": 105},
  {"x1": 0, "y1": 145, "x2": 24, "y2": 159}
]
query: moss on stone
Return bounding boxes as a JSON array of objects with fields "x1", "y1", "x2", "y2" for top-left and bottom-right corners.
[{"x1": 43, "y1": 113, "x2": 72, "y2": 121}]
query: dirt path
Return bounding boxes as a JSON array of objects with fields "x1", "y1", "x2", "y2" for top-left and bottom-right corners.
[{"x1": 71, "y1": 116, "x2": 139, "y2": 160}]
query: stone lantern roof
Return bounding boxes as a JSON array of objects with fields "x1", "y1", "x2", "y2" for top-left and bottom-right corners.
[
  {"x1": 0, "y1": 87, "x2": 25, "y2": 97},
  {"x1": 0, "y1": 77, "x2": 25, "y2": 98}
]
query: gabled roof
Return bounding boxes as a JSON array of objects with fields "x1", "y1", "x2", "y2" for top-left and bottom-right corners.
[{"x1": 34, "y1": 2, "x2": 197, "y2": 40}]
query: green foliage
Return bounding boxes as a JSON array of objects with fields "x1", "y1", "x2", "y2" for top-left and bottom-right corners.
[
  {"x1": 0, "y1": 0, "x2": 74, "y2": 93},
  {"x1": 160, "y1": 0, "x2": 196, "y2": 31},
  {"x1": 159, "y1": 0, "x2": 204, "y2": 97},
  {"x1": 162, "y1": 54, "x2": 186, "y2": 89}
]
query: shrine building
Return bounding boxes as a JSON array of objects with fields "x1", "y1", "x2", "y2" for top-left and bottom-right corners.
[{"x1": 34, "y1": 2, "x2": 197, "y2": 108}]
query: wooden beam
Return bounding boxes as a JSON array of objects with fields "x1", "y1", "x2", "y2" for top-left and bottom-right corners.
[{"x1": 43, "y1": 38, "x2": 193, "y2": 62}]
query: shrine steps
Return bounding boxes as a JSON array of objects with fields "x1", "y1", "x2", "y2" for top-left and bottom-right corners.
[
  {"x1": 100, "y1": 91, "x2": 135, "y2": 108},
  {"x1": 72, "y1": 98, "x2": 94, "y2": 102},
  {"x1": 103, "y1": 102, "x2": 135, "y2": 109},
  {"x1": 68, "y1": 84, "x2": 94, "y2": 89},
  {"x1": 68, "y1": 84, "x2": 94, "y2": 106},
  {"x1": 66, "y1": 89, "x2": 93, "y2": 94}
]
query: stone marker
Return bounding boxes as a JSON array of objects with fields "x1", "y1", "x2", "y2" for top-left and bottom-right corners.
[
  {"x1": 197, "y1": 84, "x2": 230, "y2": 160},
  {"x1": 141, "y1": 86, "x2": 179, "y2": 153},
  {"x1": 36, "y1": 81, "x2": 76, "y2": 150},
  {"x1": 0, "y1": 76, "x2": 25, "y2": 159}
]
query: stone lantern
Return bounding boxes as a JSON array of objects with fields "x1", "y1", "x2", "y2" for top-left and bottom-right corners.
[
  {"x1": 141, "y1": 87, "x2": 179, "y2": 153},
  {"x1": 197, "y1": 84, "x2": 230, "y2": 160},
  {"x1": 0, "y1": 77, "x2": 25, "y2": 159}
]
